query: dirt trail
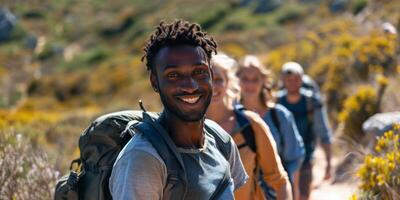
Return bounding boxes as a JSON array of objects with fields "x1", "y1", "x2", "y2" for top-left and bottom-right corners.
[{"x1": 309, "y1": 148, "x2": 358, "y2": 200}]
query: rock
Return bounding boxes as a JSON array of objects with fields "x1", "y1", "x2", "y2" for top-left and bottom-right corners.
[
  {"x1": 381, "y1": 22, "x2": 397, "y2": 35},
  {"x1": 330, "y1": 0, "x2": 347, "y2": 13},
  {"x1": 362, "y1": 112, "x2": 400, "y2": 136},
  {"x1": 25, "y1": 35, "x2": 38, "y2": 49},
  {"x1": 0, "y1": 8, "x2": 17, "y2": 41}
]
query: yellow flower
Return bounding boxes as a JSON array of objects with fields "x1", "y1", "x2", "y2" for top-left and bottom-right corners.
[
  {"x1": 377, "y1": 174, "x2": 386, "y2": 186},
  {"x1": 375, "y1": 146, "x2": 381, "y2": 153},
  {"x1": 349, "y1": 194, "x2": 357, "y2": 200},
  {"x1": 376, "y1": 74, "x2": 389, "y2": 87},
  {"x1": 394, "y1": 123, "x2": 400, "y2": 131},
  {"x1": 384, "y1": 130, "x2": 394, "y2": 139},
  {"x1": 388, "y1": 162, "x2": 395, "y2": 171},
  {"x1": 387, "y1": 152, "x2": 395, "y2": 162}
]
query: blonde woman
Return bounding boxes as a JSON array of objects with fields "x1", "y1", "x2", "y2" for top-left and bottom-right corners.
[
  {"x1": 207, "y1": 53, "x2": 292, "y2": 200},
  {"x1": 237, "y1": 56, "x2": 305, "y2": 200}
]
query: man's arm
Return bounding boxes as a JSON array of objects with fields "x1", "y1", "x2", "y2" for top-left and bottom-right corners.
[
  {"x1": 312, "y1": 103, "x2": 332, "y2": 180},
  {"x1": 109, "y1": 149, "x2": 166, "y2": 200},
  {"x1": 278, "y1": 106, "x2": 305, "y2": 172},
  {"x1": 321, "y1": 143, "x2": 332, "y2": 180},
  {"x1": 245, "y1": 111, "x2": 292, "y2": 200}
]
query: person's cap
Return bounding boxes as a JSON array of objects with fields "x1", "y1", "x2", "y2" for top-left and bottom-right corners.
[{"x1": 281, "y1": 62, "x2": 304, "y2": 76}]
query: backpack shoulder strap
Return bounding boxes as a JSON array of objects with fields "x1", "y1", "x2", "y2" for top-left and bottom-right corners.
[
  {"x1": 127, "y1": 111, "x2": 188, "y2": 200},
  {"x1": 269, "y1": 107, "x2": 280, "y2": 133},
  {"x1": 269, "y1": 106, "x2": 284, "y2": 157},
  {"x1": 233, "y1": 104, "x2": 257, "y2": 153},
  {"x1": 209, "y1": 164, "x2": 231, "y2": 200},
  {"x1": 204, "y1": 119, "x2": 231, "y2": 160}
]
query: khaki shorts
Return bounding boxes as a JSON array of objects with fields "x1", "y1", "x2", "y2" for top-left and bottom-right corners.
[{"x1": 299, "y1": 161, "x2": 313, "y2": 197}]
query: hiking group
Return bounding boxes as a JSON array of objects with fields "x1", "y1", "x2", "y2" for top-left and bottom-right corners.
[{"x1": 55, "y1": 20, "x2": 332, "y2": 200}]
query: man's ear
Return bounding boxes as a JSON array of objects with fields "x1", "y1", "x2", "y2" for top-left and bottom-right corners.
[{"x1": 150, "y1": 72, "x2": 159, "y2": 92}]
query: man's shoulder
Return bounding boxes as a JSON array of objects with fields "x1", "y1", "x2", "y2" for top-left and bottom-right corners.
[
  {"x1": 205, "y1": 119, "x2": 232, "y2": 143},
  {"x1": 204, "y1": 119, "x2": 236, "y2": 161},
  {"x1": 116, "y1": 133, "x2": 164, "y2": 165},
  {"x1": 276, "y1": 89, "x2": 287, "y2": 99},
  {"x1": 110, "y1": 133, "x2": 167, "y2": 200}
]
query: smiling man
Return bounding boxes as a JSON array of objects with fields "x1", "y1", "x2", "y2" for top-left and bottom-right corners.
[{"x1": 109, "y1": 20, "x2": 248, "y2": 200}]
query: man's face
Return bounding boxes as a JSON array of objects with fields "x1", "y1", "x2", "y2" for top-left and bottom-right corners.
[
  {"x1": 282, "y1": 73, "x2": 302, "y2": 94},
  {"x1": 151, "y1": 45, "x2": 213, "y2": 122}
]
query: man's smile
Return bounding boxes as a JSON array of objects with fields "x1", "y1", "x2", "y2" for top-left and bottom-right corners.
[{"x1": 177, "y1": 94, "x2": 202, "y2": 104}]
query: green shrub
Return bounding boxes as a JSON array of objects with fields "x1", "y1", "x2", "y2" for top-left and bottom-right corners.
[
  {"x1": 59, "y1": 47, "x2": 111, "y2": 70},
  {"x1": 352, "y1": 0, "x2": 368, "y2": 15},
  {"x1": 276, "y1": 4, "x2": 307, "y2": 25}
]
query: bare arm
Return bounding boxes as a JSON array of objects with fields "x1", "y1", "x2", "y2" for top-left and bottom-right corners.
[
  {"x1": 312, "y1": 102, "x2": 332, "y2": 180},
  {"x1": 321, "y1": 143, "x2": 332, "y2": 180}
]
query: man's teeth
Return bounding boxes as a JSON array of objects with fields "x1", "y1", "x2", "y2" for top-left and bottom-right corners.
[{"x1": 180, "y1": 96, "x2": 200, "y2": 104}]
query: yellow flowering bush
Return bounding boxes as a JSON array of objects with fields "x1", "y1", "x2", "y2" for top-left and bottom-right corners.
[
  {"x1": 355, "y1": 124, "x2": 400, "y2": 199},
  {"x1": 354, "y1": 34, "x2": 397, "y2": 79},
  {"x1": 338, "y1": 86, "x2": 379, "y2": 141}
]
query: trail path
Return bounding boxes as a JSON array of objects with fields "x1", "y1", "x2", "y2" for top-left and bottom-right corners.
[{"x1": 309, "y1": 148, "x2": 358, "y2": 200}]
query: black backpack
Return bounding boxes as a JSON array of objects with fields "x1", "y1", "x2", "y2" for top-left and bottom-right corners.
[
  {"x1": 233, "y1": 104, "x2": 283, "y2": 155},
  {"x1": 54, "y1": 107, "x2": 232, "y2": 200}
]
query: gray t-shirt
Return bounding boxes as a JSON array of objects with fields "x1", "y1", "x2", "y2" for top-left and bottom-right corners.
[{"x1": 109, "y1": 122, "x2": 248, "y2": 200}]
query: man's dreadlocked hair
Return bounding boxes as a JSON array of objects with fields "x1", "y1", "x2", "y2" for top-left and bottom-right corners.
[{"x1": 142, "y1": 20, "x2": 218, "y2": 73}]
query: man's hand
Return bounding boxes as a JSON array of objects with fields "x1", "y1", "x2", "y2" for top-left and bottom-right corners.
[
  {"x1": 323, "y1": 164, "x2": 331, "y2": 180},
  {"x1": 321, "y1": 143, "x2": 332, "y2": 181}
]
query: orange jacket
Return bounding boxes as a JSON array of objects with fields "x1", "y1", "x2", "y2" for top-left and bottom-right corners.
[{"x1": 232, "y1": 110, "x2": 289, "y2": 200}]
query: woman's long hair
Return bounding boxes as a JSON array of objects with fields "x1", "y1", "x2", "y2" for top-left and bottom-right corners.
[{"x1": 237, "y1": 55, "x2": 276, "y2": 108}]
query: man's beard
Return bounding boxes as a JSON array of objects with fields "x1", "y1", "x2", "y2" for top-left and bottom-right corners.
[{"x1": 159, "y1": 90, "x2": 211, "y2": 122}]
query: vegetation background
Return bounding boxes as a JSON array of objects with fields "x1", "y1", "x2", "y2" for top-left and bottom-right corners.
[{"x1": 0, "y1": 0, "x2": 399, "y2": 199}]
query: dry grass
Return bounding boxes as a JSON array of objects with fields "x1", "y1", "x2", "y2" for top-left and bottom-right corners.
[{"x1": 0, "y1": 129, "x2": 59, "y2": 200}]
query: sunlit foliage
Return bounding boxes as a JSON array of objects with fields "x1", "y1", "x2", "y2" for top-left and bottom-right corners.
[{"x1": 354, "y1": 125, "x2": 400, "y2": 200}]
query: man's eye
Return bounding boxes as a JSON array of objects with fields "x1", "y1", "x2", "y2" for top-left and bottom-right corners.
[
  {"x1": 193, "y1": 69, "x2": 208, "y2": 75},
  {"x1": 167, "y1": 72, "x2": 178, "y2": 78}
]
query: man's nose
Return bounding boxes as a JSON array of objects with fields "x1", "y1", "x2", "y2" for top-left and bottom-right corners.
[{"x1": 180, "y1": 77, "x2": 199, "y2": 94}]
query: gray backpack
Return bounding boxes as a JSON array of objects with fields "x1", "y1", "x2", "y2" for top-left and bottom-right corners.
[{"x1": 54, "y1": 108, "x2": 232, "y2": 200}]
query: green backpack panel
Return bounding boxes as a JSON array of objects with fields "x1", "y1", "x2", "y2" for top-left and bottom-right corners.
[{"x1": 55, "y1": 110, "x2": 145, "y2": 200}]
